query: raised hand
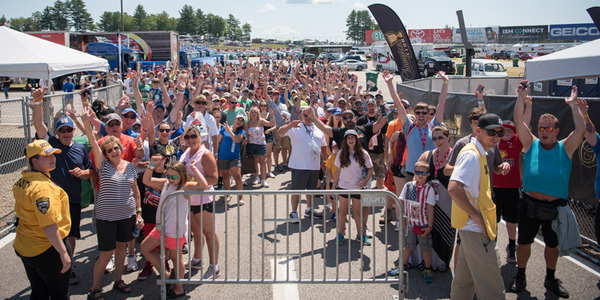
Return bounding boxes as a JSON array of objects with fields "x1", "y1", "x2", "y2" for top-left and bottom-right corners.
[
  {"x1": 157, "y1": 72, "x2": 164, "y2": 81},
  {"x1": 577, "y1": 98, "x2": 588, "y2": 115},
  {"x1": 66, "y1": 108, "x2": 78, "y2": 121},
  {"x1": 130, "y1": 70, "x2": 138, "y2": 83},
  {"x1": 382, "y1": 70, "x2": 394, "y2": 83},
  {"x1": 566, "y1": 85, "x2": 578, "y2": 104},
  {"x1": 32, "y1": 88, "x2": 44, "y2": 102},
  {"x1": 289, "y1": 120, "x2": 302, "y2": 128},
  {"x1": 118, "y1": 96, "x2": 130, "y2": 108},
  {"x1": 524, "y1": 96, "x2": 532, "y2": 108},
  {"x1": 80, "y1": 106, "x2": 93, "y2": 122},
  {"x1": 517, "y1": 80, "x2": 529, "y2": 96},
  {"x1": 135, "y1": 135, "x2": 144, "y2": 149},
  {"x1": 438, "y1": 70, "x2": 449, "y2": 81}
]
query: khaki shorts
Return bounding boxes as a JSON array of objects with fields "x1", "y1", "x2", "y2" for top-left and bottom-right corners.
[
  {"x1": 274, "y1": 129, "x2": 291, "y2": 148},
  {"x1": 370, "y1": 153, "x2": 387, "y2": 178}
]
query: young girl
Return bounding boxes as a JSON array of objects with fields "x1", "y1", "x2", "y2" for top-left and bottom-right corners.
[
  {"x1": 140, "y1": 160, "x2": 208, "y2": 299},
  {"x1": 332, "y1": 130, "x2": 374, "y2": 246},
  {"x1": 247, "y1": 107, "x2": 276, "y2": 187}
]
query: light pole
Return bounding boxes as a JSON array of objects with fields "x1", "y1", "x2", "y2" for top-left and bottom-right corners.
[{"x1": 120, "y1": 0, "x2": 124, "y2": 32}]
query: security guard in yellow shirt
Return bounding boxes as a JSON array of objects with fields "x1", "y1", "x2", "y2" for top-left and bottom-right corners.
[{"x1": 13, "y1": 139, "x2": 72, "y2": 299}]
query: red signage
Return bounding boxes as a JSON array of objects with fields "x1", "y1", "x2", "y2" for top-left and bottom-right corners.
[
  {"x1": 366, "y1": 28, "x2": 452, "y2": 44},
  {"x1": 27, "y1": 32, "x2": 69, "y2": 46}
]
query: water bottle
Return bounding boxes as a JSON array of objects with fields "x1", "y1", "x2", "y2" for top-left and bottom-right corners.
[
  {"x1": 362, "y1": 166, "x2": 368, "y2": 179},
  {"x1": 132, "y1": 219, "x2": 142, "y2": 238}
]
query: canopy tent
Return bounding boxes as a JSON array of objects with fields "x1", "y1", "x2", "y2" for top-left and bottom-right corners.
[
  {"x1": 525, "y1": 38, "x2": 600, "y2": 82},
  {"x1": 0, "y1": 26, "x2": 109, "y2": 80}
]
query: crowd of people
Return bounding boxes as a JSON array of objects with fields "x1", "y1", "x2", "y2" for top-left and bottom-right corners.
[{"x1": 12, "y1": 56, "x2": 589, "y2": 299}]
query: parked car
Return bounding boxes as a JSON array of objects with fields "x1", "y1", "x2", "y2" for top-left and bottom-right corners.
[
  {"x1": 471, "y1": 59, "x2": 508, "y2": 77},
  {"x1": 302, "y1": 53, "x2": 316, "y2": 62},
  {"x1": 448, "y1": 49, "x2": 461, "y2": 58},
  {"x1": 336, "y1": 59, "x2": 368, "y2": 71},
  {"x1": 492, "y1": 50, "x2": 520, "y2": 60}
]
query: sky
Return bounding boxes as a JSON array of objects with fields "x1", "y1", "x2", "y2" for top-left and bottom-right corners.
[{"x1": 1, "y1": 0, "x2": 598, "y2": 41}]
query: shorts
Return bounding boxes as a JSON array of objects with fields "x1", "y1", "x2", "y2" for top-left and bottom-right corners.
[
  {"x1": 291, "y1": 169, "x2": 320, "y2": 190},
  {"x1": 265, "y1": 131, "x2": 274, "y2": 143},
  {"x1": 517, "y1": 193, "x2": 566, "y2": 248},
  {"x1": 391, "y1": 163, "x2": 406, "y2": 178},
  {"x1": 336, "y1": 187, "x2": 362, "y2": 200},
  {"x1": 191, "y1": 202, "x2": 215, "y2": 214},
  {"x1": 492, "y1": 187, "x2": 520, "y2": 223},
  {"x1": 96, "y1": 215, "x2": 136, "y2": 252},
  {"x1": 370, "y1": 153, "x2": 386, "y2": 178},
  {"x1": 248, "y1": 143, "x2": 267, "y2": 157},
  {"x1": 274, "y1": 130, "x2": 291, "y2": 148},
  {"x1": 149, "y1": 228, "x2": 187, "y2": 250},
  {"x1": 218, "y1": 158, "x2": 241, "y2": 170},
  {"x1": 68, "y1": 202, "x2": 81, "y2": 239},
  {"x1": 405, "y1": 226, "x2": 433, "y2": 251}
]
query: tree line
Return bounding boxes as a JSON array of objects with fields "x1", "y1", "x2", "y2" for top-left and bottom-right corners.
[
  {"x1": 1, "y1": 1, "x2": 251, "y2": 38},
  {"x1": 345, "y1": 9, "x2": 379, "y2": 44}
]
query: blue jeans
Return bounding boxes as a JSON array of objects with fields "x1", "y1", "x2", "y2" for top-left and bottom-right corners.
[{"x1": 2, "y1": 86, "x2": 9, "y2": 99}]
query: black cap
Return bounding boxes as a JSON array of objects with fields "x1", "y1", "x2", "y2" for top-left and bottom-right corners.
[
  {"x1": 150, "y1": 144, "x2": 167, "y2": 158},
  {"x1": 91, "y1": 100, "x2": 103, "y2": 113},
  {"x1": 478, "y1": 113, "x2": 504, "y2": 130}
]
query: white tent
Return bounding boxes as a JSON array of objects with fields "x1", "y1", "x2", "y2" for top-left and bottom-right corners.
[
  {"x1": 525, "y1": 38, "x2": 600, "y2": 82},
  {"x1": 0, "y1": 26, "x2": 109, "y2": 80}
]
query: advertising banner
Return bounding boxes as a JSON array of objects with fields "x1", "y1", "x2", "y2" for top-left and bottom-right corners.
[
  {"x1": 549, "y1": 23, "x2": 599, "y2": 41},
  {"x1": 499, "y1": 25, "x2": 548, "y2": 43},
  {"x1": 452, "y1": 27, "x2": 499, "y2": 43},
  {"x1": 366, "y1": 28, "x2": 452, "y2": 44},
  {"x1": 27, "y1": 32, "x2": 69, "y2": 46},
  {"x1": 365, "y1": 29, "x2": 385, "y2": 44}
]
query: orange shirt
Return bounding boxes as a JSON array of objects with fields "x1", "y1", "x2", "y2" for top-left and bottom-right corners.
[{"x1": 386, "y1": 118, "x2": 404, "y2": 159}]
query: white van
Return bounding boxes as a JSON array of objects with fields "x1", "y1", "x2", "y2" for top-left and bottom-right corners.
[
  {"x1": 471, "y1": 59, "x2": 508, "y2": 77},
  {"x1": 371, "y1": 42, "x2": 397, "y2": 72}
]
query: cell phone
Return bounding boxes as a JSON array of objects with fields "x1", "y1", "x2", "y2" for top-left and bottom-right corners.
[
  {"x1": 521, "y1": 82, "x2": 528, "y2": 89},
  {"x1": 379, "y1": 104, "x2": 387, "y2": 115},
  {"x1": 412, "y1": 226, "x2": 424, "y2": 235},
  {"x1": 476, "y1": 84, "x2": 484, "y2": 94}
]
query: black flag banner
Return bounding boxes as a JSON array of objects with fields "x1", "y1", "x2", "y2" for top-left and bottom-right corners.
[
  {"x1": 587, "y1": 7, "x2": 600, "y2": 31},
  {"x1": 368, "y1": 4, "x2": 421, "y2": 82}
]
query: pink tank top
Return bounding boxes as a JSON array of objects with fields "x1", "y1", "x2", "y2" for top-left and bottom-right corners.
[{"x1": 180, "y1": 145, "x2": 214, "y2": 205}]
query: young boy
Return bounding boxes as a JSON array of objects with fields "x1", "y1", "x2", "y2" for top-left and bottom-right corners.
[
  {"x1": 325, "y1": 140, "x2": 339, "y2": 220},
  {"x1": 390, "y1": 161, "x2": 436, "y2": 283},
  {"x1": 148, "y1": 78, "x2": 163, "y2": 106}
]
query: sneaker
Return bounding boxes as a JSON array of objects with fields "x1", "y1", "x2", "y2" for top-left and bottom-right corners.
[
  {"x1": 363, "y1": 226, "x2": 373, "y2": 238},
  {"x1": 202, "y1": 265, "x2": 221, "y2": 280},
  {"x1": 69, "y1": 271, "x2": 79, "y2": 285},
  {"x1": 283, "y1": 163, "x2": 289, "y2": 169},
  {"x1": 137, "y1": 263, "x2": 154, "y2": 280},
  {"x1": 127, "y1": 254, "x2": 138, "y2": 272},
  {"x1": 510, "y1": 274, "x2": 527, "y2": 293},
  {"x1": 184, "y1": 258, "x2": 203, "y2": 270},
  {"x1": 357, "y1": 234, "x2": 372, "y2": 246},
  {"x1": 261, "y1": 179, "x2": 269, "y2": 188},
  {"x1": 330, "y1": 213, "x2": 336, "y2": 221},
  {"x1": 242, "y1": 179, "x2": 248, "y2": 186},
  {"x1": 379, "y1": 209, "x2": 393, "y2": 224},
  {"x1": 289, "y1": 211, "x2": 299, "y2": 224},
  {"x1": 423, "y1": 268, "x2": 434, "y2": 283},
  {"x1": 544, "y1": 276, "x2": 569, "y2": 298},
  {"x1": 182, "y1": 243, "x2": 188, "y2": 255},
  {"x1": 105, "y1": 255, "x2": 115, "y2": 273},
  {"x1": 389, "y1": 265, "x2": 408, "y2": 276},
  {"x1": 253, "y1": 177, "x2": 261, "y2": 185},
  {"x1": 268, "y1": 172, "x2": 276, "y2": 178},
  {"x1": 336, "y1": 233, "x2": 345, "y2": 245},
  {"x1": 506, "y1": 245, "x2": 517, "y2": 264},
  {"x1": 394, "y1": 221, "x2": 400, "y2": 232},
  {"x1": 275, "y1": 164, "x2": 283, "y2": 172},
  {"x1": 304, "y1": 208, "x2": 323, "y2": 220},
  {"x1": 326, "y1": 202, "x2": 332, "y2": 211}
]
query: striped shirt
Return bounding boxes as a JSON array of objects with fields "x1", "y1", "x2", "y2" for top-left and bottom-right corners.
[
  {"x1": 400, "y1": 181, "x2": 436, "y2": 227},
  {"x1": 97, "y1": 160, "x2": 137, "y2": 221}
]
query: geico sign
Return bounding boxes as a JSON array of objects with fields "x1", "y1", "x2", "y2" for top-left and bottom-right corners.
[{"x1": 551, "y1": 26, "x2": 600, "y2": 38}]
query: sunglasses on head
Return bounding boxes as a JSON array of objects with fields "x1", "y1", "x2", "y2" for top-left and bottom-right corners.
[
  {"x1": 166, "y1": 174, "x2": 179, "y2": 180},
  {"x1": 414, "y1": 111, "x2": 428, "y2": 116},
  {"x1": 58, "y1": 127, "x2": 74, "y2": 134},
  {"x1": 343, "y1": 115, "x2": 354, "y2": 120},
  {"x1": 486, "y1": 129, "x2": 506, "y2": 137},
  {"x1": 538, "y1": 127, "x2": 556, "y2": 132},
  {"x1": 431, "y1": 135, "x2": 446, "y2": 141},
  {"x1": 122, "y1": 113, "x2": 136, "y2": 120},
  {"x1": 158, "y1": 128, "x2": 170, "y2": 133},
  {"x1": 107, "y1": 121, "x2": 121, "y2": 127},
  {"x1": 106, "y1": 146, "x2": 120, "y2": 154},
  {"x1": 184, "y1": 134, "x2": 198, "y2": 140},
  {"x1": 414, "y1": 170, "x2": 428, "y2": 176}
]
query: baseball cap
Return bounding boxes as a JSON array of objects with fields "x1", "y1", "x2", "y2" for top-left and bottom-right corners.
[
  {"x1": 331, "y1": 140, "x2": 338, "y2": 148},
  {"x1": 325, "y1": 103, "x2": 334, "y2": 112},
  {"x1": 133, "y1": 118, "x2": 142, "y2": 127},
  {"x1": 223, "y1": 92, "x2": 231, "y2": 98},
  {"x1": 344, "y1": 129, "x2": 358, "y2": 137},
  {"x1": 342, "y1": 109, "x2": 354, "y2": 116},
  {"x1": 375, "y1": 94, "x2": 383, "y2": 99},
  {"x1": 122, "y1": 108, "x2": 137, "y2": 117},
  {"x1": 91, "y1": 100, "x2": 103, "y2": 113},
  {"x1": 235, "y1": 113, "x2": 247, "y2": 121},
  {"x1": 216, "y1": 86, "x2": 224, "y2": 91},
  {"x1": 104, "y1": 113, "x2": 122, "y2": 124},
  {"x1": 212, "y1": 94, "x2": 220, "y2": 101},
  {"x1": 202, "y1": 89, "x2": 210, "y2": 94},
  {"x1": 25, "y1": 139, "x2": 62, "y2": 158},
  {"x1": 502, "y1": 120, "x2": 517, "y2": 132},
  {"x1": 154, "y1": 103, "x2": 166, "y2": 111},
  {"x1": 402, "y1": 99, "x2": 411, "y2": 107},
  {"x1": 272, "y1": 90, "x2": 280, "y2": 95},
  {"x1": 478, "y1": 113, "x2": 504, "y2": 130},
  {"x1": 332, "y1": 107, "x2": 342, "y2": 115},
  {"x1": 55, "y1": 117, "x2": 74, "y2": 130},
  {"x1": 338, "y1": 98, "x2": 346, "y2": 103},
  {"x1": 355, "y1": 100, "x2": 364, "y2": 105},
  {"x1": 366, "y1": 98, "x2": 376, "y2": 106}
]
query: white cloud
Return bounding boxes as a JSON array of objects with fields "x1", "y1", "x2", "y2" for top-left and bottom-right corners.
[
  {"x1": 259, "y1": 25, "x2": 300, "y2": 38},
  {"x1": 351, "y1": 1, "x2": 365, "y2": 9},
  {"x1": 257, "y1": 4, "x2": 276, "y2": 12}
]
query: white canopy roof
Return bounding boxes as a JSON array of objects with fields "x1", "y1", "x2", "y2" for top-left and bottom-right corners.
[
  {"x1": 525, "y1": 39, "x2": 600, "y2": 82},
  {"x1": 0, "y1": 26, "x2": 109, "y2": 80}
]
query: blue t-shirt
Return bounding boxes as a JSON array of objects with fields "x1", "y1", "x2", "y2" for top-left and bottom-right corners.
[
  {"x1": 590, "y1": 132, "x2": 600, "y2": 199},
  {"x1": 218, "y1": 127, "x2": 245, "y2": 160},
  {"x1": 43, "y1": 133, "x2": 93, "y2": 204},
  {"x1": 62, "y1": 81, "x2": 75, "y2": 97},
  {"x1": 100, "y1": 123, "x2": 140, "y2": 139},
  {"x1": 402, "y1": 116, "x2": 439, "y2": 173},
  {"x1": 149, "y1": 87, "x2": 163, "y2": 106}
]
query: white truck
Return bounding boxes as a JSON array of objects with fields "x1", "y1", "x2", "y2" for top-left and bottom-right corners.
[{"x1": 372, "y1": 42, "x2": 437, "y2": 73}]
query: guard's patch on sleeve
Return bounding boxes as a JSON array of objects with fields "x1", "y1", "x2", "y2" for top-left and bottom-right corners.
[{"x1": 35, "y1": 197, "x2": 50, "y2": 214}]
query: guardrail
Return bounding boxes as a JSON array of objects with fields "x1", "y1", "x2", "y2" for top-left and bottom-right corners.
[{"x1": 156, "y1": 189, "x2": 407, "y2": 300}]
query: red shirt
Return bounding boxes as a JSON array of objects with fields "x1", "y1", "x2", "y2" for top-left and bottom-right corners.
[{"x1": 493, "y1": 134, "x2": 523, "y2": 188}]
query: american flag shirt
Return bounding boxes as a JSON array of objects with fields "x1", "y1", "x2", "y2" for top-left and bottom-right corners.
[{"x1": 400, "y1": 181, "x2": 437, "y2": 227}]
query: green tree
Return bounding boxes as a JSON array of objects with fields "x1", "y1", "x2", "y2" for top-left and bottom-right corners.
[
  {"x1": 97, "y1": 11, "x2": 119, "y2": 31},
  {"x1": 195, "y1": 9, "x2": 206, "y2": 37},
  {"x1": 206, "y1": 14, "x2": 226, "y2": 38},
  {"x1": 9, "y1": 17, "x2": 26, "y2": 31},
  {"x1": 345, "y1": 10, "x2": 377, "y2": 44},
  {"x1": 225, "y1": 14, "x2": 240, "y2": 38},
  {"x1": 0, "y1": 15, "x2": 7, "y2": 25},
  {"x1": 39, "y1": 6, "x2": 54, "y2": 30},
  {"x1": 69, "y1": 0, "x2": 95, "y2": 31},
  {"x1": 242, "y1": 23, "x2": 252, "y2": 37},
  {"x1": 30, "y1": 12, "x2": 42, "y2": 31},
  {"x1": 155, "y1": 11, "x2": 176, "y2": 31},
  {"x1": 133, "y1": 4, "x2": 147, "y2": 31},
  {"x1": 345, "y1": 10, "x2": 360, "y2": 43},
  {"x1": 122, "y1": 13, "x2": 136, "y2": 31},
  {"x1": 177, "y1": 4, "x2": 198, "y2": 35},
  {"x1": 51, "y1": 0, "x2": 70, "y2": 30}
]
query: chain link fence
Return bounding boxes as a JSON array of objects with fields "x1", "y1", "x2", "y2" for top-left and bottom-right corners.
[{"x1": 0, "y1": 83, "x2": 123, "y2": 238}]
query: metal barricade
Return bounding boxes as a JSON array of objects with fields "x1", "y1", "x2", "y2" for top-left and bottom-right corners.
[{"x1": 156, "y1": 189, "x2": 407, "y2": 300}]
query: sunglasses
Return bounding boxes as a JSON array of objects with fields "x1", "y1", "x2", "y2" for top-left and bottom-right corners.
[
  {"x1": 343, "y1": 115, "x2": 354, "y2": 120},
  {"x1": 260, "y1": 104, "x2": 268, "y2": 107},
  {"x1": 122, "y1": 113, "x2": 136, "y2": 120},
  {"x1": 106, "y1": 146, "x2": 120, "y2": 154},
  {"x1": 243, "y1": 91, "x2": 249, "y2": 93},
  {"x1": 166, "y1": 174, "x2": 179, "y2": 180},
  {"x1": 184, "y1": 134, "x2": 198, "y2": 140},
  {"x1": 403, "y1": 106, "x2": 410, "y2": 109},
  {"x1": 58, "y1": 127, "x2": 74, "y2": 134},
  {"x1": 538, "y1": 127, "x2": 556, "y2": 132},
  {"x1": 414, "y1": 170, "x2": 428, "y2": 176},
  {"x1": 414, "y1": 111, "x2": 428, "y2": 116},
  {"x1": 303, "y1": 114, "x2": 310, "y2": 118},
  {"x1": 429, "y1": 113, "x2": 435, "y2": 116},
  {"x1": 431, "y1": 135, "x2": 446, "y2": 141},
  {"x1": 158, "y1": 128, "x2": 170, "y2": 133},
  {"x1": 486, "y1": 129, "x2": 506, "y2": 137},
  {"x1": 107, "y1": 121, "x2": 121, "y2": 127},
  {"x1": 195, "y1": 101, "x2": 207, "y2": 105}
]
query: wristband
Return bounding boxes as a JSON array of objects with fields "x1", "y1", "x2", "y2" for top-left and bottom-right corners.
[
  {"x1": 148, "y1": 162, "x2": 156, "y2": 170},
  {"x1": 136, "y1": 207, "x2": 142, "y2": 213},
  {"x1": 34, "y1": 101, "x2": 43, "y2": 106},
  {"x1": 569, "y1": 102, "x2": 576, "y2": 106},
  {"x1": 178, "y1": 90, "x2": 185, "y2": 94},
  {"x1": 428, "y1": 226, "x2": 433, "y2": 230},
  {"x1": 137, "y1": 212, "x2": 142, "y2": 215},
  {"x1": 115, "y1": 107, "x2": 123, "y2": 111},
  {"x1": 443, "y1": 81, "x2": 449, "y2": 84},
  {"x1": 478, "y1": 99, "x2": 484, "y2": 102}
]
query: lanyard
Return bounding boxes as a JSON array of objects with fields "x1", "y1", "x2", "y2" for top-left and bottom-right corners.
[
  {"x1": 434, "y1": 148, "x2": 451, "y2": 177},
  {"x1": 303, "y1": 123, "x2": 313, "y2": 139},
  {"x1": 415, "y1": 182, "x2": 425, "y2": 201},
  {"x1": 417, "y1": 126, "x2": 427, "y2": 150}
]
